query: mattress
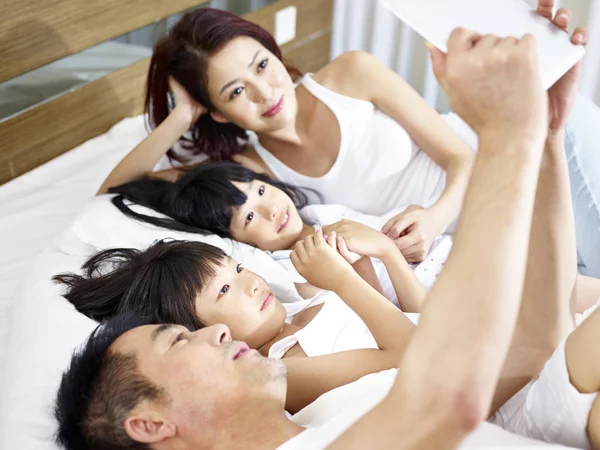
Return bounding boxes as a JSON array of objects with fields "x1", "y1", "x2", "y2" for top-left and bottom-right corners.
[{"x1": 0, "y1": 115, "x2": 148, "y2": 380}]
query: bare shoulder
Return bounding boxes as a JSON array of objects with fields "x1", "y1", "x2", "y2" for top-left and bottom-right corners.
[
  {"x1": 233, "y1": 146, "x2": 274, "y2": 177},
  {"x1": 312, "y1": 51, "x2": 376, "y2": 101}
]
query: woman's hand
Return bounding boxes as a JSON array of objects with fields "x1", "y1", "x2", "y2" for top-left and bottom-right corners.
[
  {"x1": 291, "y1": 229, "x2": 356, "y2": 292},
  {"x1": 381, "y1": 205, "x2": 442, "y2": 263},
  {"x1": 168, "y1": 76, "x2": 207, "y2": 126},
  {"x1": 323, "y1": 220, "x2": 395, "y2": 261},
  {"x1": 536, "y1": 2, "x2": 588, "y2": 132}
]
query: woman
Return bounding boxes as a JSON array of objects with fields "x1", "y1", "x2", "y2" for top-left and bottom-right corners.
[
  {"x1": 98, "y1": 7, "x2": 477, "y2": 265},
  {"x1": 54, "y1": 234, "x2": 419, "y2": 413},
  {"x1": 98, "y1": 4, "x2": 600, "y2": 277}
]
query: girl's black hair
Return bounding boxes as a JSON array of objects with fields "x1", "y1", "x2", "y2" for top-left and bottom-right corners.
[
  {"x1": 108, "y1": 162, "x2": 312, "y2": 238},
  {"x1": 53, "y1": 240, "x2": 226, "y2": 329}
]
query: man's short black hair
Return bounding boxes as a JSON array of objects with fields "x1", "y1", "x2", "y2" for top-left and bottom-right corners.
[{"x1": 55, "y1": 314, "x2": 165, "y2": 450}]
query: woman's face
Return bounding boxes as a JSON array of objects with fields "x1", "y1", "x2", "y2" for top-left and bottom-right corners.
[
  {"x1": 206, "y1": 36, "x2": 297, "y2": 133},
  {"x1": 228, "y1": 180, "x2": 304, "y2": 251},
  {"x1": 195, "y1": 257, "x2": 287, "y2": 349}
]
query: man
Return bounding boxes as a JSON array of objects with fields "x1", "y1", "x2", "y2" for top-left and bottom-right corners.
[{"x1": 54, "y1": 3, "x2": 590, "y2": 450}]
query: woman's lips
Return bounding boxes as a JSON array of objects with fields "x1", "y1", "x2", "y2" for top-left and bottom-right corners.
[{"x1": 263, "y1": 96, "x2": 284, "y2": 117}]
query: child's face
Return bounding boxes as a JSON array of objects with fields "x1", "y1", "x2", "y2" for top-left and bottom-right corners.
[
  {"x1": 228, "y1": 180, "x2": 304, "y2": 251},
  {"x1": 195, "y1": 257, "x2": 287, "y2": 349}
]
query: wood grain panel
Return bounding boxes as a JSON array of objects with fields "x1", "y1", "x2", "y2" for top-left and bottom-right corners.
[
  {"x1": 0, "y1": 0, "x2": 333, "y2": 185},
  {"x1": 0, "y1": 0, "x2": 209, "y2": 83},
  {"x1": 0, "y1": 58, "x2": 149, "y2": 185}
]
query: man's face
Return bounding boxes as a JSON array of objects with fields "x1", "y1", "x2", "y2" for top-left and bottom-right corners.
[{"x1": 112, "y1": 323, "x2": 287, "y2": 445}]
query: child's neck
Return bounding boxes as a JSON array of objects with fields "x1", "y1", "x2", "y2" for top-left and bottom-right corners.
[{"x1": 287, "y1": 223, "x2": 316, "y2": 250}]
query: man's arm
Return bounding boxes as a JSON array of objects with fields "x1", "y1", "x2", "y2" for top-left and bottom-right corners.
[{"x1": 327, "y1": 30, "x2": 548, "y2": 450}]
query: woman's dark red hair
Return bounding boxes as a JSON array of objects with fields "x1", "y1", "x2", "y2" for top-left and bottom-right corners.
[{"x1": 146, "y1": 8, "x2": 301, "y2": 164}]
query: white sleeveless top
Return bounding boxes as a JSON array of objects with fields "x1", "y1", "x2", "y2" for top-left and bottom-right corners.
[
  {"x1": 271, "y1": 291, "x2": 420, "y2": 359},
  {"x1": 248, "y1": 74, "x2": 478, "y2": 215}
]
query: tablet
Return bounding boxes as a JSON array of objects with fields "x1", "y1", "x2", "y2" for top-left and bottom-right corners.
[{"x1": 381, "y1": 0, "x2": 585, "y2": 88}]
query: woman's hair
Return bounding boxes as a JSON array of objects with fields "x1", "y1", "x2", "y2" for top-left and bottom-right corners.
[
  {"x1": 108, "y1": 162, "x2": 311, "y2": 239},
  {"x1": 147, "y1": 7, "x2": 301, "y2": 163},
  {"x1": 53, "y1": 240, "x2": 226, "y2": 329}
]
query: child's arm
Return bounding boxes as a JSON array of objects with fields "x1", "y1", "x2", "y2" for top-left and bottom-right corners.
[
  {"x1": 97, "y1": 78, "x2": 205, "y2": 195},
  {"x1": 283, "y1": 230, "x2": 415, "y2": 412},
  {"x1": 324, "y1": 219, "x2": 425, "y2": 312}
]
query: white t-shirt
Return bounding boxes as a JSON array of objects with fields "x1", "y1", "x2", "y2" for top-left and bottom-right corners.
[{"x1": 278, "y1": 369, "x2": 575, "y2": 449}]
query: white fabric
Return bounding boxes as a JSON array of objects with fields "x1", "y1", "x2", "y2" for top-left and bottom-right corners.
[
  {"x1": 270, "y1": 204, "x2": 454, "y2": 304},
  {"x1": 249, "y1": 74, "x2": 478, "y2": 216},
  {"x1": 0, "y1": 116, "x2": 151, "y2": 450},
  {"x1": 269, "y1": 292, "x2": 378, "y2": 359},
  {"x1": 279, "y1": 369, "x2": 573, "y2": 449},
  {"x1": 69, "y1": 196, "x2": 302, "y2": 304},
  {"x1": 491, "y1": 338, "x2": 597, "y2": 450}
]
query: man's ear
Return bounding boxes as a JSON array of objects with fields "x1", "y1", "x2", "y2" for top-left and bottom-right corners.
[
  {"x1": 124, "y1": 412, "x2": 176, "y2": 444},
  {"x1": 210, "y1": 111, "x2": 230, "y2": 124}
]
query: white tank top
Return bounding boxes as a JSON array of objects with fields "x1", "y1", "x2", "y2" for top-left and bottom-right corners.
[
  {"x1": 271, "y1": 292, "x2": 420, "y2": 359},
  {"x1": 248, "y1": 74, "x2": 478, "y2": 215}
]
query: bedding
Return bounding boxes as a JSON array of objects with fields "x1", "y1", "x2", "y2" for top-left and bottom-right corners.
[{"x1": 0, "y1": 114, "x2": 587, "y2": 449}]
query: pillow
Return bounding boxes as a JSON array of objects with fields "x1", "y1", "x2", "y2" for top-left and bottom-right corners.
[
  {"x1": 0, "y1": 240, "x2": 97, "y2": 450},
  {"x1": 66, "y1": 195, "x2": 302, "y2": 303}
]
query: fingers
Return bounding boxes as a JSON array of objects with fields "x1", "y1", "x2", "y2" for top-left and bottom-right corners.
[
  {"x1": 394, "y1": 228, "x2": 423, "y2": 250},
  {"x1": 553, "y1": 7, "x2": 571, "y2": 31},
  {"x1": 572, "y1": 26, "x2": 588, "y2": 47},
  {"x1": 537, "y1": 0, "x2": 554, "y2": 21},
  {"x1": 447, "y1": 27, "x2": 482, "y2": 55},
  {"x1": 475, "y1": 34, "x2": 502, "y2": 51},
  {"x1": 337, "y1": 235, "x2": 353, "y2": 261},
  {"x1": 385, "y1": 214, "x2": 415, "y2": 239},
  {"x1": 429, "y1": 44, "x2": 447, "y2": 87},
  {"x1": 325, "y1": 231, "x2": 338, "y2": 252}
]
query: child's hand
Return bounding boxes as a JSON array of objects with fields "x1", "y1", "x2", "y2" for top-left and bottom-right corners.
[
  {"x1": 323, "y1": 220, "x2": 396, "y2": 260},
  {"x1": 291, "y1": 229, "x2": 356, "y2": 292}
]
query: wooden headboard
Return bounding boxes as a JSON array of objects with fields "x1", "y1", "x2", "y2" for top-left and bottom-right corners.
[{"x1": 0, "y1": 0, "x2": 333, "y2": 185}]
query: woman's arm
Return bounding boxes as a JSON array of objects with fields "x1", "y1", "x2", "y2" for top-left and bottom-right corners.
[
  {"x1": 318, "y1": 51, "x2": 474, "y2": 244},
  {"x1": 97, "y1": 78, "x2": 205, "y2": 195}
]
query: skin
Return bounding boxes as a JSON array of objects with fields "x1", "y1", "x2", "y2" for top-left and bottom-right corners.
[
  {"x1": 191, "y1": 245, "x2": 417, "y2": 414},
  {"x1": 107, "y1": 4, "x2": 591, "y2": 448}
]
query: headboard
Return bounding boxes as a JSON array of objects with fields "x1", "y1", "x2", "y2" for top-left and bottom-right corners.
[{"x1": 0, "y1": 0, "x2": 333, "y2": 185}]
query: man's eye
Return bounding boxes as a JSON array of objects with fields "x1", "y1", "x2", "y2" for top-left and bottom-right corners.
[
  {"x1": 258, "y1": 185, "x2": 265, "y2": 196},
  {"x1": 173, "y1": 333, "x2": 185, "y2": 346},
  {"x1": 219, "y1": 285, "x2": 230, "y2": 296},
  {"x1": 236, "y1": 264, "x2": 244, "y2": 273}
]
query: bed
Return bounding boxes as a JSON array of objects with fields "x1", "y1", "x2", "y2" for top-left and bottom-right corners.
[{"x1": 0, "y1": 0, "x2": 582, "y2": 448}]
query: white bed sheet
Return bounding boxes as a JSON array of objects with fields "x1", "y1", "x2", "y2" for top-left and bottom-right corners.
[{"x1": 0, "y1": 115, "x2": 148, "y2": 379}]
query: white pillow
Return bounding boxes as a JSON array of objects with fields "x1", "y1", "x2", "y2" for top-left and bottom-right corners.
[
  {"x1": 66, "y1": 195, "x2": 302, "y2": 303},
  {"x1": 0, "y1": 240, "x2": 97, "y2": 450},
  {"x1": 0, "y1": 195, "x2": 303, "y2": 450}
]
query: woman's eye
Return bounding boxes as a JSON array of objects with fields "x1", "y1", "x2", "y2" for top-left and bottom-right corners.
[
  {"x1": 230, "y1": 87, "x2": 243, "y2": 99},
  {"x1": 236, "y1": 264, "x2": 244, "y2": 273},
  {"x1": 245, "y1": 212, "x2": 254, "y2": 224},
  {"x1": 219, "y1": 285, "x2": 230, "y2": 296},
  {"x1": 257, "y1": 59, "x2": 268, "y2": 72},
  {"x1": 258, "y1": 185, "x2": 265, "y2": 196}
]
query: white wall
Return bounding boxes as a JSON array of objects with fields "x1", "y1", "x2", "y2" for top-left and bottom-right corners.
[{"x1": 331, "y1": 0, "x2": 600, "y2": 111}]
